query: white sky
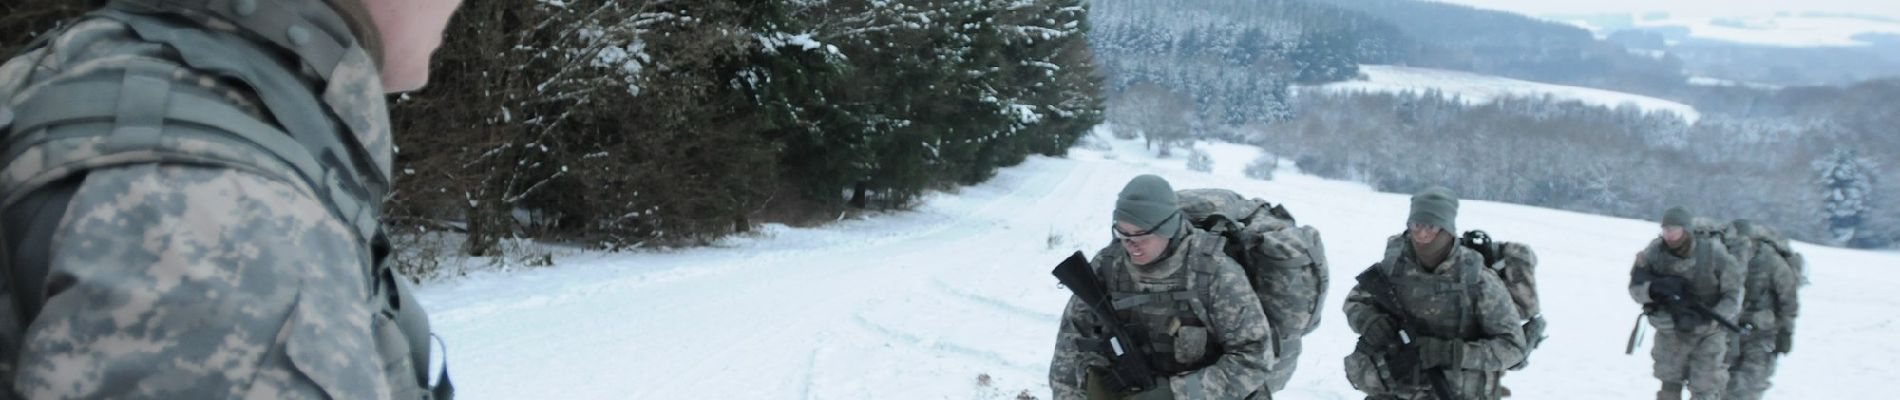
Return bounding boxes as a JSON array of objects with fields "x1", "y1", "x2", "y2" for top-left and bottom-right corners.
[{"x1": 1427, "y1": 0, "x2": 1900, "y2": 19}]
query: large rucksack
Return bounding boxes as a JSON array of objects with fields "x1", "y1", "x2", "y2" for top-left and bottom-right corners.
[
  {"x1": 1692, "y1": 218, "x2": 1807, "y2": 285},
  {"x1": 1749, "y1": 225, "x2": 1809, "y2": 286},
  {"x1": 1457, "y1": 230, "x2": 1543, "y2": 369},
  {"x1": 1174, "y1": 189, "x2": 1329, "y2": 355}
]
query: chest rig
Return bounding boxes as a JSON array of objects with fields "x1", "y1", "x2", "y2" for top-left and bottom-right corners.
[{"x1": 1099, "y1": 233, "x2": 1227, "y2": 374}]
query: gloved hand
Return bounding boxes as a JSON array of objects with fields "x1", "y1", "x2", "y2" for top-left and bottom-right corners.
[
  {"x1": 1359, "y1": 317, "x2": 1401, "y2": 347},
  {"x1": 1523, "y1": 316, "x2": 1548, "y2": 348},
  {"x1": 1647, "y1": 276, "x2": 1690, "y2": 303},
  {"x1": 1385, "y1": 344, "x2": 1423, "y2": 384},
  {"x1": 1775, "y1": 329, "x2": 1794, "y2": 354},
  {"x1": 1414, "y1": 337, "x2": 1462, "y2": 369}
]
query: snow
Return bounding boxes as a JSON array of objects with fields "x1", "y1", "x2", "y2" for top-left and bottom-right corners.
[
  {"x1": 1313, "y1": 65, "x2": 1702, "y2": 123},
  {"x1": 418, "y1": 129, "x2": 1898, "y2": 399},
  {"x1": 1418, "y1": 0, "x2": 1900, "y2": 47},
  {"x1": 1687, "y1": 76, "x2": 1782, "y2": 90},
  {"x1": 1629, "y1": 15, "x2": 1900, "y2": 47}
]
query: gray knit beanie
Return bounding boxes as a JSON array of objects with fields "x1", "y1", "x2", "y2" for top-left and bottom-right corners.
[
  {"x1": 1115, "y1": 175, "x2": 1182, "y2": 237},
  {"x1": 1409, "y1": 186, "x2": 1459, "y2": 234},
  {"x1": 1663, "y1": 207, "x2": 1694, "y2": 228}
]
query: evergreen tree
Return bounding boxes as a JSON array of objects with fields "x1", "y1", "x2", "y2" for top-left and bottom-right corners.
[{"x1": 1814, "y1": 149, "x2": 1879, "y2": 246}]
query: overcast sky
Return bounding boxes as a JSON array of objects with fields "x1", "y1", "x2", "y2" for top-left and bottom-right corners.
[{"x1": 1427, "y1": 0, "x2": 1900, "y2": 19}]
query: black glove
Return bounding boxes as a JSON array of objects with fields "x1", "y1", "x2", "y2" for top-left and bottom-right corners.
[
  {"x1": 1385, "y1": 342, "x2": 1423, "y2": 384},
  {"x1": 1647, "y1": 276, "x2": 1690, "y2": 303},
  {"x1": 1775, "y1": 329, "x2": 1794, "y2": 353}
]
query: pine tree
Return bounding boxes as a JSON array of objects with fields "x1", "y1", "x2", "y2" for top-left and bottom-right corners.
[{"x1": 1814, "y1": 149, "x2": 1879, "y2": 246}]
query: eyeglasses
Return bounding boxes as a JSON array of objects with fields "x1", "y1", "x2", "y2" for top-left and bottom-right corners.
[{"x1": 1113, "y1": 213, "x2": 1178, "y2": 241}]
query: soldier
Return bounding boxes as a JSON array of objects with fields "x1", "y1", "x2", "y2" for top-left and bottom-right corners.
[
  {"x1": 1050, "y1": 175, "x2": 1273, "y2": 399},
  {"x1": 1343, "y1": 187, "x2": 1526, "y2": 400},
  {"x1": 0, "y1": 0, "x2": 465, "y2": 398},
  {"x1": 1629, "y1": 207, "x2": 1744, "y2": 400},
  {"x1": 1722, "y1": 220, "x2": 1800, "y2": 400}
]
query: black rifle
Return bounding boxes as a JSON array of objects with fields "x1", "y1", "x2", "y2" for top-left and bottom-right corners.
[
  {"x1": 1052, "y1": 251, "x2": 1158, "y2": 394},
  {"x1": 1654, "y1": 294, "x2": 1751, "y2": 334},
  {"x1": 1355, "y1": 267, "x2": 1456, "y2": 400}
]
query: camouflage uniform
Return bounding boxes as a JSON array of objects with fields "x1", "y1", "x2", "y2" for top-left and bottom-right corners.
[
  {"x1": 1343, "y1": 235, "x2": 1527, "y2": 400},
  {"x1": 1722, "y1": 232, "x2": 1799, "y2": 400},
  {"x1": 0, "y1": 0, "x2": 430, "y2": 398},
  {"x1": 1049, "y1": 229, "x2": 1274, "y2": 399},
  {"x1": 1629, "y1": 236, "x2": 1744, "y2": 400}
]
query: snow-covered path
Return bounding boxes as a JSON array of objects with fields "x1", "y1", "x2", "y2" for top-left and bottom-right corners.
[{"x1": 418, "y1": 134, "x2": 1900, "y2": 399}]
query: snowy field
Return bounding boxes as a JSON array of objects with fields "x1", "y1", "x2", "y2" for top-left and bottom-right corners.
[
  {"x1": 1312, "y1": 65, "x2": 1702, "y2": 123},
  {"x1": 417, "y1": 128, "x2": 1897, "y2": 399}
]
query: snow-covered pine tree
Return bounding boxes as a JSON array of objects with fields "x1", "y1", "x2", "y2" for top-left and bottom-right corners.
[{"x1": 1814, "y1": 149, "x2": 1879, "y2": 246}]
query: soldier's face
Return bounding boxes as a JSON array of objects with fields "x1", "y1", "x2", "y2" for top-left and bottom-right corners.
[
  {"x1": 1662, "y1": 226, "x2": 1686, "y2": 243},
  {"x1": 1408, "y1": 223, "x2": 1440, "y2": 245},
  {"x1": 367, "y1": 0, "x2": 466, "y2": 92},
  {"x1": 1115, "y1": 221, "x2": 1169, "y2": 266}
]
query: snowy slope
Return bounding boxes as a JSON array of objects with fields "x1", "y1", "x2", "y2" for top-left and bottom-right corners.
[
  {"x1": 1313, "y1": 65, "x2": 1702, "y2": 123},
  {"x1": 418, "y1": 129, "x2": 1897, "y2": 399}
]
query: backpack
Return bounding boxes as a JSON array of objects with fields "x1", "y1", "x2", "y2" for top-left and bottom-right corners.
[
  {"x1": 1749, "y1": 225, "x2": 1809, "y2": 286},
  {"x1": 1458, "y1": 230, "x2": 1543, "y2": 369},
  {"x1": 1174, "y1": 189, "x2": 1330, "y2": 351}
]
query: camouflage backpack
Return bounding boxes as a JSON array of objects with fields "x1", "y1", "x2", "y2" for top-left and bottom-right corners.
[
  {"x1": 1457, "y1": 230, "x2": 1544, "y2": 369},
  {"x1": 1746, "y1": 225, "x2": 1808, "y2": 286},
  {"x1": 1174, "y1": 189, "x2": 1329, "y2": 356}
]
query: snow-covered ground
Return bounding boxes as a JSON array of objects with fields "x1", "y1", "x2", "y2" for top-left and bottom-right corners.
[
  {"x1": 1312, "y1": 65, "x2": 1702, "y2": 123},
  {"x1": 418, "y1": 129, "x2": 1897, "y2": 399}
]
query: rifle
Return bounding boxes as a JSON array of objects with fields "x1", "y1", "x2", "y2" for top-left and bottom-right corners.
[
  {"x1": 1052, "y1": 251, "x2": 1158, "y2": 394},
  {"x1": 1355, "y1": 267, "x2": 1455, "y2": 400},
  {"x1": 1654, "y1": 293, "x2": 1751, "y2": 334}
]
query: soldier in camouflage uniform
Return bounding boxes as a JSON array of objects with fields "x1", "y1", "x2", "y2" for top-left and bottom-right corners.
[
  {"x1": 0, "y1": 0, "x2": 463, "y2": 398},
  {"x1": 1050, "y1": 175, "x2": 1274, "y2": 399},
  {"x1": 1343, "y1": 187, "x2": 1526, "y2": 400},
  {"x1": 1721, "y1": 220, "x2": 1800, "y2": 400},
  {"x1": 1629, "y1": 207, "x2": 1744, "y2": 400}
]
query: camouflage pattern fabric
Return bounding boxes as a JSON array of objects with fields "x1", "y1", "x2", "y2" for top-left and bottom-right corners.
[
  {"x1": 1342, "y1": 235, "x2": 1527, "y2": 400},
  {"x1": 0, "y1": 1, "x2": 419, "y2": 398},
  {"x1": 1629, "y1": 236, "x2": 1744, "y2": 399},
  {"x1": 1050, "y1": 229, "x2": 1273, "y2": 400},
  {"x1": 1723, "y1": 233, "x2": 1800, "y2": 400},
  {"x1": 1174, "y1": 189, "x2": 1326, "y2": 393}
]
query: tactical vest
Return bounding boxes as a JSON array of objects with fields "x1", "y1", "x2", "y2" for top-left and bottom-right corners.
[
  {"x1": 1643, "y1": 237, "x2": 1726, "y2": 331},
  {"x1": 0, "y1": 0, "x2": 445, "y2": 397},
  {"x1": 1373, "y1": 238, "x2": 1484, "y2": 342},
  {"x1": 1098, "y1": 232, "x2": 1228, "y2": 375}
]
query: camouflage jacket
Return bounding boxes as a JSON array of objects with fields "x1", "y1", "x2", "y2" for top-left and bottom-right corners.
[
  {"x1": 1628, "y1": 237, "x2": 1744, "y2": 334},
  {"x1": 1343, "y1": 235, "x2": 1527, "y2": 397},
  {"x1": 1049, "y1": 229, "x2": 1272, "y2": 399},
  {"x1": 0, "y1": 1, "x2": 416, "y2": 398},
  {"x1": 1736, "y1": 238, "x2": 1800, "y2": 334}
]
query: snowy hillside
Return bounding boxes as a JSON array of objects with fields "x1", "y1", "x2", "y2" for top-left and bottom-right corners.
[
  {"x1": 417, "y1": 129, "x2": 1896, "y2": 399},
  {"x1": 1312, "y1": 65, "x2": 1702, "y2": 123}
]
